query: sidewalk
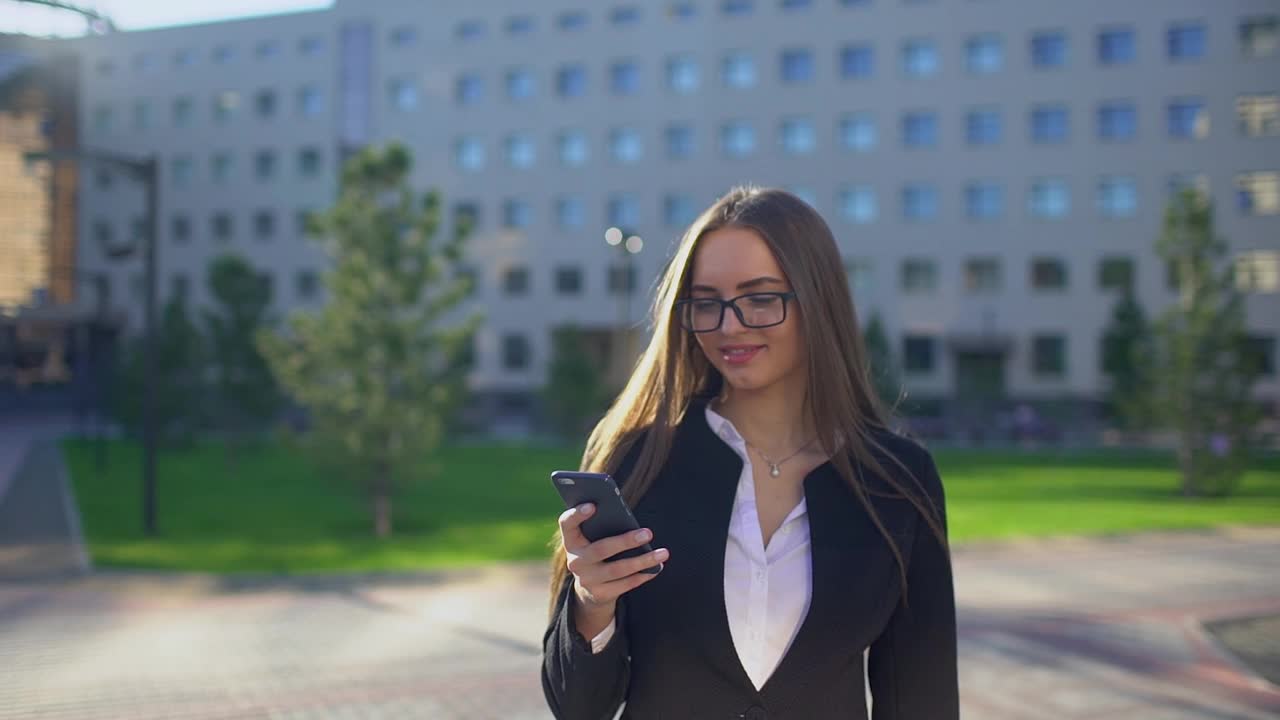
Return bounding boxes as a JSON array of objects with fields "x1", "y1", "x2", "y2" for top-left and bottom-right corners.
[
  {"x1": 1, "y1": 527, "x2": 1277, "y2": 719},
  {"x1": 0, "y1": 413, "x2": 89, "y2": 581}
]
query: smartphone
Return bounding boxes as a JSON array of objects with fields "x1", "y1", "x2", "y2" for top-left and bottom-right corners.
[{"x1": 551, "y1": 470, "x2": 663, "y2": 575}]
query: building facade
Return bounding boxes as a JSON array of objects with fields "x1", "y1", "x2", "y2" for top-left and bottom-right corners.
[{"x1": 65, "y1": 0, "x2": 1280, "y2": 416}]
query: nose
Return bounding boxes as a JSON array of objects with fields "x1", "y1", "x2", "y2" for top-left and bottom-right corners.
[{"x1": 719, "y1": 303, "x2": 748, "y2": 335}]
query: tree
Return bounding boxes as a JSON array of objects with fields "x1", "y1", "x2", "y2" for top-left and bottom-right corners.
[
  {"x1": 112, "y1": 297, "x2": 204, "y2": 445},
  {"x1": 1100, "y1": 285, "x2": 1153, "y2": 429},
  {"x1": 204, "y1": 253, "x2": 279, "y2": 458},
  {"x1": 862, "y1": 311, "x2": 902, "y2": 410},
  {"x1": 1146, "y1": 188, "x2": 1260, "y2": 497},
  {"x1": 543, "y1": 325, "x2": 608, "y2": 441},
  {"x1": 258, "y1": 142, "x2": 480, "y2": 538}
]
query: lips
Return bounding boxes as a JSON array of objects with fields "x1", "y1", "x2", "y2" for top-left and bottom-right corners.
[{"x1": 721, "y1": 345, "x2": 765, "y2": 365}]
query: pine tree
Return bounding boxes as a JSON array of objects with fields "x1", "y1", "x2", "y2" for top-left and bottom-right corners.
[
  {"x1": 112, "y1": 297, "x2": 205, "y2": 445},
  {"x1": 542, "y1": 325, "x2": 608, "y2": 441},
  {"x1": 862, "y1": 311, "x2": 902, "y2": 410},
  {"x1": 1100, "y1": 286, "x2": 1153, "y2": 430}
]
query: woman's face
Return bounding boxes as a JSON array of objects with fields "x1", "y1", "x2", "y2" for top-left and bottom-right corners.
[{"x1": 687, "y1": 226, "x2": 806, "y2": 395}]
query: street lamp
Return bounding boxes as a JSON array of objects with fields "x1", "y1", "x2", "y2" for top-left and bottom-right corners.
[
  {"x1": 605, "y1": 227, "x2": 643, "y2": 375},
  {"x1": 25, "y1": 147, "x2": 161, "y2": 537}
]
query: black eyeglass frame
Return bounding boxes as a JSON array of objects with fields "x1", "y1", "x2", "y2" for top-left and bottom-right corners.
[{"x1": 673, "y1": 291, "x2": 798, "y2": 333}]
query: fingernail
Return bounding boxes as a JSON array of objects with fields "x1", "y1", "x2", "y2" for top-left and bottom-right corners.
[
  {"x1": 634, "y1": 529, "x2": 651, "y2": 542},
  {"x1": 654, "y1": 548, "x2": 669, "y2": 560},
  {"x1": 580, "y1": 504, "x2": 594, "y2": 515}
]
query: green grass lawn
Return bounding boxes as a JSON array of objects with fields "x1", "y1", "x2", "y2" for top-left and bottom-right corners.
[{"x1": 61, "y1": 438, "x2": 1280, "y2": 574}]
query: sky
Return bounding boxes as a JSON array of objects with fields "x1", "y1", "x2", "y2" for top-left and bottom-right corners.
[{"x1": 4, "y1": 0, "x2": 332, "y2": 38}]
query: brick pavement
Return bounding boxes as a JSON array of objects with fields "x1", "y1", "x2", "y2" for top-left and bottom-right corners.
[{"x1": 0, "y1": 528, "x2": 1277, "y2": 719}]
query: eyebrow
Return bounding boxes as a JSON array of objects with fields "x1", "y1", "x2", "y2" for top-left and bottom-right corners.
[{"x1": 689, "y1": 276, "x2": 786, "y2": 294}]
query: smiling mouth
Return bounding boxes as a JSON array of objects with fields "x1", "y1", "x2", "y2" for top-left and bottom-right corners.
[{"x1": 721, "y1": 345, "x2": 765, "y2": 364}]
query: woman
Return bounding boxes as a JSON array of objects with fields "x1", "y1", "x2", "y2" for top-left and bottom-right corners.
[{"x1": 541, "y1": 187, "x2": 958, "y2": 720}]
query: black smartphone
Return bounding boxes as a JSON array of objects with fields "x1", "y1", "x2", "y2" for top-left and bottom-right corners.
[{"x1": 551, "y1": 470, "x2": 662, "y2": 575}]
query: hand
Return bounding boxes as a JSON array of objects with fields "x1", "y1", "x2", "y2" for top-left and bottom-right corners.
[{"x1": 559, "y1": 503, "x2": 669, "y2": 613}]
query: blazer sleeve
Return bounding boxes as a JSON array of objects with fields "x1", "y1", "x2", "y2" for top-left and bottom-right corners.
[
  {"x1": 867, "y1": 446, "x2": 960, "y2": 720},
  {"x1": 540, "y1": 430, "x2": 650, "y2": 720}
]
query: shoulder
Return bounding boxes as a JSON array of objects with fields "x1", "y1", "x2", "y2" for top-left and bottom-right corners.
[{"x1": 861, "y1": 425, "x2": 944, "y2": 502}]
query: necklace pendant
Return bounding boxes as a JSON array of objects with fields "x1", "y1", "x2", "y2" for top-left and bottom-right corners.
[{"x1": 769, "y1": 463, "x2": 781, "y2": 478}]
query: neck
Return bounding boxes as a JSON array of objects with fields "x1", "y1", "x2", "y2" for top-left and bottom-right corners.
[{"x1": 712, "y1": 373, "x2": 815, "y2": 455}]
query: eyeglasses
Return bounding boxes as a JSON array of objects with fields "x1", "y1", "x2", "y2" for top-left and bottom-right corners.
[{"x1": 674, "y1": 291, "x2": 797, "y2": 333}]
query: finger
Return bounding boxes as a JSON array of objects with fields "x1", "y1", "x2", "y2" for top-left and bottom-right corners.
[
  {"x1": 583, "y1": 526, "x2": 653, "y2": 563},
  {"x1": 557, "y1": 504, "x2": 595, "y2": 550},
  {"x1": 582, "y1": 564, "x2": 663, "y2": 604},
  {"x1": 599, "y1": 548, "x2": 668, "y2": 582}
]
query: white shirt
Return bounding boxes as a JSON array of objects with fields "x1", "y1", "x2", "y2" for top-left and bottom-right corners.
[{"x1": 589, "y1": 404, "x2": 814, "y2": 692}]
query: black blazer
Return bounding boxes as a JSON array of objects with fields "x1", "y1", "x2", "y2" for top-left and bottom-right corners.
[{"x1": 542, "y1": 397, "x2": 959, "y2": 720}]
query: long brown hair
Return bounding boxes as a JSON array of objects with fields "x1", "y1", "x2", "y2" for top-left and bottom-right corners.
[{"x1": 546, "y1": 186, "x2": 946, "y2": 618}]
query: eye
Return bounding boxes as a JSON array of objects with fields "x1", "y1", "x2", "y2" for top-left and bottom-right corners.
[
  {"x1": 691, "y1": 299, "x2": 721, "y2": 312},
  {"x1": 745, "y1": 294, "x2": 777, "y2": 306}
]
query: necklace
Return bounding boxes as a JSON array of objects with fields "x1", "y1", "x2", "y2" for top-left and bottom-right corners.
[{"x1": 746, "y1": 436, "x2": 816, "y2": 477}]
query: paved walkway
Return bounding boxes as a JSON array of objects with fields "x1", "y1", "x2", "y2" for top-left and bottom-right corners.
[{"x1": 1, "y1": 527, "x2": 1277, "y2": 719}]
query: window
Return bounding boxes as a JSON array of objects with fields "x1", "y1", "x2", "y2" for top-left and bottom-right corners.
[
  {"x1": 845, "y1": 258, "x2": 874, "y2": 295},
  {"x1": 611, "y1": 6, "x2": 642, "y2": 25},
  {"x1": 1098, "y1": 256, "x2": 1135, "y2": 291},
  {"x1": 1030, "y1": 258, "x2": 1067, "y2": 291},
  {"x1": 558, "y1": 10, "x2": 588, "y2": 31},
  {"x1": 555, "y1": 266, "x2": 583, "y2": 295},
  {"x1": 839, "y1": 185, "x2": 877, "y2": 224},
  {"x1": 456, "y1": 137, "x2": 485, "y2": 172},
  {"x1": 902, "y1": 39, "x2": 938, "y2": 77},
  {"x1": 506, "y1": 68, "x2": 536, "y2": 101},
  {"x1": 780, "y1": 117, "x2": 816, "y2": 154},
  {"x1": 1098, "y1": 27, "x2": 1136, "y2": 65},
  {"x1": 296, "y1": 270, "x2": 319, "y2": 300},
  {"x1": 670, "y1": 2, "x2": 698, "y2": 20},
  {"x1": 1098, "y1": 176, "x2": 1138, "y2": 218},
  {"x1": 93, "y1": 168, "x2": 112, "y2": 191},
  {"x1": 170, "y1": 273, "x2": 189, "y2": 304},
  {"x1": 253, "y1": 210, "x2": 275, "y2": 241},
  {"x1": 721, "y1": 121, "x2": 756, "y2": 157},
  {"x1": 388, "y1": 77, "x2": 419, "y2": 111},
  {"x1": 839, "y1": 114, "x2": 878, "y2": 152},
  {"x1": 1167, "y1": 22, "x2": 1206, "y2": 61},
  {"x1": 211, "y1": 212, "x2": 234, "y2": 242},
  {"x1": 94, "y1": 58, "x2": 115, "y2": 76},
  {"x1": 607, "y1": 193, "x2": 640, "y2": 229},
  {"x1": 1244, "y1": 335, "x2": 1276, "y2": 376},
  {"x1": 722, "y1": 52, "x2": 758, "y2": 89},
  {"x1": 965, "y1": 182, "x2": 1003, "y2": 220},
  {"x1": 171, "y1": 214, "x2": 192, "y2": 244},
  {"x1": 1238, "y1": 94, "x2": 1280, "y2": 137},
  {"x1": 212, "y1": 45, "x2": 235, "y2": 64},
  {"x1": 295, "y1": 147, "x2": 320, "y2": 178},
  {"x1": 840, "y1": 44, "x2": 874, "y2": 79},
  {"x1": 557, "y1": 64, "x2": 588, "y2": 98},
  {"x1": 390, "y1": 25, "x2": 417, "y2": 47},
  {"x1": 91, "y1": 220, "x2": 113, "y2": 251},
  {"x1": 966, "y1": 34, "x2": 1003, "y2": 74},
  {"x1": 780, "y1": 48, "x2": 815, "y2": 83},
  {"x1": 171, "y1": 97, "x2": 193, "y2": 128},
  {"x1": 1029, "y1": 178, "x2": 1070, "y2": 219},
  {"x1": 1234, "y1": 251, "x2": 1280, "y2": 293},
  {"x1": 722, "y1": 0, "x2": 754, "y2": 16},
  {"x1": 1097, "y1": 101, "x2": 1136, "y2": 142},
  {"x1": 456, "y1": 73, "x2": 484, "y2": 105},
  {"x1": 667, "y1": 56, "x2": 700, "y2": 94},
  {"x1": 556, "y1": 196, "x2": 585, "y2": 228},
  {"x1": 609, "y1": 127, "x2": 643, "y2": 164},
  {"x1": 964, "y1": 258, "x2": 1001, "y2": 293},
  {"x1": 608, "y1": 265, "x2": 637, "y2": 295},
  {"x1": 298, "y1": 86, "x2": 323, "y2": 117},
  {"x1": 254, "y1": 89, "x2": 277, "y2": 119},
  {"x1": 503, "y1": 199, "x2": 533, "y2": 229},
  {"x1": 1168, "y1": 98, "x2": 1209, "y2": 139},
  {"x1": 456, "y1": 20, "x2": 486, "y2": 41},
  {"x1": 1030, "y1": 105, "x2": 1069, "y2": 143},
  {"x1": 168, "y1": 155, "x2": 192, "y2": 188},
  {"x1": 966, "y1": 108, "x2": 1001, "y2": 146},
  {"x1": 902, "y1": 335, "x2": 936, "y2": 374},
  {"x1": 900, "y1": 259, "x2": 937, "y2": 294},
  {"x1": 1240, "y1": 16, "x2": 1279, "y2": 58},
  {"x1": 505, "y1": 15, "x2": 535, "y2": 35},
  {"x1": 254, "y1": 150, "x2": 276, "y2": 181},
  {"x1": 901, "y1": 111, "x2": 938, "y2": 148},
  {"x1": 902, "y1": 184, "x2": 938, "y2": 221},
  {"x1": 666, "y1": 123, "x2": 695, "y2": 159},
  {"x1": 1237, "y1": 172, "x2": 1280, "y2": 216},
  {"x1": 213, "y1": 91, "x2": 239, "y2": 124},
  {"x1": 211, "y1": 152, "x2": 234, "y2": 184},
  {"x1": 1032, "y1": 335, "x2": 1066, "y2": 377},
  {"x1": 299, "y1": 35, "x2": 324, "y2": 56},
  {"x1": 557, "y1": 130, "x2": 589, "y2": 166},
  {"x1": 503, "y1": 267, "x2": 530, "y2": 295},
  {"x1": 132, "y1": 100, "x2": 152, "y2": 131},
  {"x1": 610, "y1": 60, "x2": 641, "y2": 95},
  {"x1": 1168, "y1": 173, "x2": 1211, "y2": 202},
  {"x1": 504, "y1": 133, "x2": 536, "y2": 169},
  {"x1": 781, "y1": 0, "x2": 813, "y2": 10},
  {"x1": 450, "y1": 202, "x2": 480, "y2": 234},
  {"x1": 255, "y1": 40, "x2": 280, "y2": 60},
  {"x1": 502, "y1": 334, "x2": 530, "y2": 370},
  {"x1": 664, "y1": 193, "x2": 697, "y2": 227},
  {"x1": 1031, "y1": 30, "x2": 1068, "y2": 68}
]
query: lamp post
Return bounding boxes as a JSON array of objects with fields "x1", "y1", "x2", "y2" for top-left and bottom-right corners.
[
  {"x1": 25, "y1": 148, "x2": 160, "y2": 536},
  {"x1": 604, "y1": 227, "x2": 643, "y2": 375}
]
